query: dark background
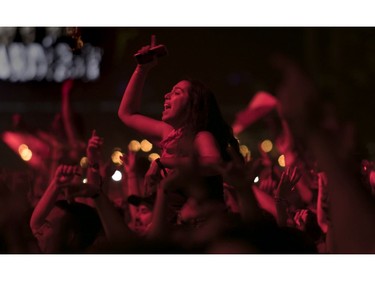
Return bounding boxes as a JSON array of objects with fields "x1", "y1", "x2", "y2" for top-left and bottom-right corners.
[{"x1": 2, "y1": 27, "x2": 375, "y2": 170}]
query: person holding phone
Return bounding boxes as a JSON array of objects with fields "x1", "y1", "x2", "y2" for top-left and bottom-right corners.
[{"x1": 118, "y1": 35, "x2": 242, "y2": 220}]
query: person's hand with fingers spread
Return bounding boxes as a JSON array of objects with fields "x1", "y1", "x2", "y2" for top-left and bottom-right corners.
[
  {"x1": 275, "y1": 166, "x2": 301, "y2": 201},
  {"x1": 274, "y1": 166, "x2": 301, "y2": 227},
  {"x1": 293, "y1": 209, "x2": 309, "y2": 230},
  {"x1": 219, "y1": 146, "x2": 263, "y2": 223}
]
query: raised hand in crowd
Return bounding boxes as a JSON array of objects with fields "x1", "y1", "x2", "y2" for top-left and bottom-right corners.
[
  {"x1": 274, "y1": 166, "x2": 301, "y2": 227},
  {"x1": 30, "y1": 164, "x2": 81, "y2": 232},
  {"x1": 274, "y1": 54, "x2": 375, "y2": 253}
]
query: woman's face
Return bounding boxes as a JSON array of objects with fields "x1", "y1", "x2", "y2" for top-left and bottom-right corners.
[{"x1": 162, "y1": 80, "x2": 191, "y2": 128}]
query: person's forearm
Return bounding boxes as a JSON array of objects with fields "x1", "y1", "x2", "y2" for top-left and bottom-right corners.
[
  {"x1": 252, "y1": 186, "x2": 278, "y2": 220},
  {"x1": 93, "y1": 191, "x2": 135, "y2": 245},
  {"x1": 274, "y1": 200, "x2": 289, "y2": 227},
  {"x1": 61, "y1": 85, "x2": 80, "y2": 148},
  {"x1": 126, "y1": 172, "x2": 140, "y2": 196},
  {"x1": 147, "y1": 183, "x2": 169, "y2": 240},
  {"x1": 118, "y1": 66, "x2": 149, "y2": 119},
  {"x1": 317, "y1": 181, "x2": 329, "y2": 233},
  {"x1": 236, "y1": 183, "x2": 263, "y2": 224},
  {"x1": 30, "y1": 179, "x2": 60, "y2": 232},
  {"x1": 87, "y1": 165, "x2": 102, "y2": 189},
  {"x1": 125, "y1": 172, "x2": 140, "y2": 220},
  {"x1": 293, "y1": 179, "x2": 313, "y2": 204}
]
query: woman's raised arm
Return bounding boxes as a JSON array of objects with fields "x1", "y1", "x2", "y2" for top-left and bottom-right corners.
[{"x1": 118, "y1": 36, "x2": 170, "y2": 142}]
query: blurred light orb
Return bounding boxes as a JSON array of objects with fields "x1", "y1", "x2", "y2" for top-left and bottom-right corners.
[
  {"x1": 278, "y1": 155, "x2": 286, "y2": 167},
  {"x1": 128, "y1": 140, "x2": 141, "y2": 152},
  {"x1": 148, "y1": 153, "x2": 160, "y2": 162},
  {"x1": 111, "y1": 150, "x2": 123, "y2": 166},
  {"x1": 140, "y1": 139, "x2": 153, "y2": 152},
  {"x1": 239, "y1": 145, "x2": 250, "y2": 157},
  {"x1": 112, "y1": 170, "x2": 122, "y2": 181},
  {"x1": 80, "y1": 156, "x2": 89, "y2": 168},
  {"x1": 260, "y1": 140, "x2": 273, "y2": 153},
  {"x1": 20, "y1": 148, "x2": 32, "y2": 161},
  {"x1": 18, "y1": 144, "x2": 29, "y2": 155}
]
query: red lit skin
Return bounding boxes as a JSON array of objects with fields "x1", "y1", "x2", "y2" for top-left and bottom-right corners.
[
  {"x1": 118, "y1": 44, "x2": 221, "y2": 172},
  {"x1": 34, "y1": 207, "x2": 70, "y2": 253},
  {"x1": 128, "y1": 205, "x2": 153, "y2": 236},
  {"x1": 161, "y1": 81, "x2": 190, "y2": 128},
  {"x1": 83, "y1": 132, "x2": 136, "y2": 244},
  {"x1": 29, "y1": 165, "x2": 80, "y2": 252},
  {"x1": 223, "y1": 188, "x2": 240, "y2": 214},
  {"x1": 317, "y1": 172, "x2": 329, "y2": 234},
  {"x1": 179, "y1": 198, "x2": 200, "y2": 222},
  {"x1": 61, "y1": 79, "x2": 86, "y2": 159}
]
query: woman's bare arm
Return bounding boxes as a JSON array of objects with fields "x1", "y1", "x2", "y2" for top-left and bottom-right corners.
[{"x1": 118, "y1": 43, "x2": 171, "y2": 142}]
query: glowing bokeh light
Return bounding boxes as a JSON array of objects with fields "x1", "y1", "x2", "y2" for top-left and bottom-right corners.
[
  {"x1": 278, "y1": 155, "x2": 286, "y2": 167},
  {"x1": 111, "y1": 150, "x2": 123, "y2": 166},
  {"x1": 254, "y1": 176, "x2": 259, "y2": 183},
  {"x1": 112, "y1": 170, "x2": 122, "y2": 181},
  {"x1": 128, "y1": 140, "x2": 141, "y2": 152},
  {"x1": 20, "y1": 148, "x2": 32, "y2": 161},
  {"x1": 260, "y1": 139, "x2": 273, "y2": 153},
  {"x1": 140, "y1": 139, "x2": 153, "y2": 152},
  {"x1": 18, "y1": 144, "x2": 28, "y2": 154},
  {"x1": 82, "y1": 178, "x2": 88, "y2": 184},
  {"x1": 148, "y1": 153, "x2": 160, "y2": 162},
  {"x1": 80, "y1": 156, "x2": 89, "y2": 168},
  {"x1": 239, "y1": 145, "x2": 250, "y2": 157}
]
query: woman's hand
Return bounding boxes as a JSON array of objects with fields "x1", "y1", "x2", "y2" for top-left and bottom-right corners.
[{"x1": 135, "y1": 35, "x2": 159, "y2": 70}]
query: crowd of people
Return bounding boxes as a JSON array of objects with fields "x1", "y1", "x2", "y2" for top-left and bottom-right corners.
[{"x1": 1, "y1": 36, "x2": 374, "y2": 254}]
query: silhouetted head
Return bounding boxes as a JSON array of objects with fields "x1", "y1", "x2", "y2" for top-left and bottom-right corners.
[{"x1": 36, "y1": 200, "x2": 102, "y2": 253}]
